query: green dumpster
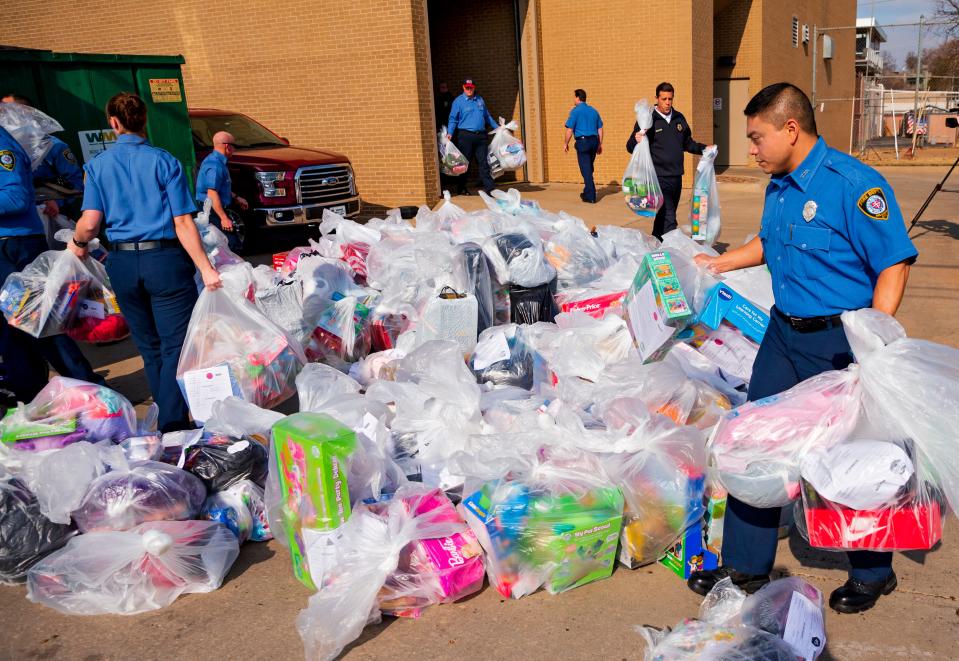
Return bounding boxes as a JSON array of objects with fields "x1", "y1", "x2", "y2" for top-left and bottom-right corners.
[{"x1": 0, "y1": 49, "x2": 196, "y2": 188}]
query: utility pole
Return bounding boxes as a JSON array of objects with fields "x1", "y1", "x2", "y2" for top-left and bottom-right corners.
[
  {"x1": 911, "y1": 15, "x2": 924, "y2": 155},
  {"x1": 812, "y1": 25, "x2": 818, "y2": 107}
]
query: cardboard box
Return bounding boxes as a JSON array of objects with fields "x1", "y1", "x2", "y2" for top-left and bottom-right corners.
[
  {"x1": 272, "y1": 251, "x2": 289, "y2": 272},
  {"x1": 623, "y1": 251, "x2": 692, "y2": 362},
  {"x1": 659, "y1": 520, "x2": 718, "y2": 579},
  {"x1": 271, "y1": 412, "x2": 356, "y2": 589},
  {"x1": 802, "y1": 481, "x2": 942, "y2": 551},
  {"x1": 696, "y1": 283, "x2": 769, "y2": 344}
]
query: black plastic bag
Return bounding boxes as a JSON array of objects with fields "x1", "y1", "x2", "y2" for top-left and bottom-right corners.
[
  {"x1": 458, "y1": 242, "x2": 495, "y2": 334},
  {"x1": 184, "y1": 434, "x2": 269, "y2": 492},
  {"x1": 471, "y1": 324, "x2": 534, "y2": 390},
  {"x1": 0, "y1": 473, "x2": 75, "y2": 583},
  {"x1": 509, "y1": 282, "x2": 556, "y2": 324}
]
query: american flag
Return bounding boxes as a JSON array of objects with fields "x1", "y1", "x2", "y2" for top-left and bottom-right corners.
[{"x1": 906, "y1": 113, "x2": 927, "y2": 136}]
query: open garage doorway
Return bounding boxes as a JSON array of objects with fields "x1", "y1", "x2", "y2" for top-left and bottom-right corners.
[{"x1": 428, "y1": 0, "x2": 527, "y2": 187}]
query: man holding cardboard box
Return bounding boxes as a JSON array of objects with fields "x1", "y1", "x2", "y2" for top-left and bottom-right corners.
[{"x1": 689, "y1": 83, "x2": 917, "y2": 614}]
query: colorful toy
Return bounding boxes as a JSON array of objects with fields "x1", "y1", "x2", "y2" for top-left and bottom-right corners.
[
  {"x1": 622, "y1": 100, "x2": 664, "y2": 218},
  {"x1": 201, "y1": 479, "x2": 272, "y2": 543},
  {"x1": 271, "y1": 412, "x2": 356, "y2": 589},
  {"x1": 66, "y1": 257, "x2": 129, "y2": 344},
  {"x1": 0, "y1": 377, "x2": 137, "y2": 451},
  {"x1": 623, "y1": 251, "x2": 692, "y2": 362},
  {"x1": 438, "y1": 126, "x2": 468, "y2": 175},
  {"x1": 658, "y1": 520, "x2": 718, "y2": 579},
  {"x1": 0, "y1": 249, "x2": 91, "y2": 338}
]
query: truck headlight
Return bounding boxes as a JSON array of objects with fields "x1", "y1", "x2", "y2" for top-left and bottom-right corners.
[{"x1": 255, "y1": 171, "x2": 290, "y2": 197}]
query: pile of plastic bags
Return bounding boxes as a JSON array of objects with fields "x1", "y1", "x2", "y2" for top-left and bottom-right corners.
[{"x1": 3, "y1": 185, "x2": 957, "y2": 661}]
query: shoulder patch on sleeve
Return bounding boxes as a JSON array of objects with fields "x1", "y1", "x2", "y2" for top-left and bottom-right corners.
[
  {"x1": 62, "y1": 148, "x2": 77, "y2": 165},
  {"x1": 857, "y1": 187, "x2": 889, "y2": 221},
  {"x1": 0, "y1": 150, "x2": 15, "y2": 171}
]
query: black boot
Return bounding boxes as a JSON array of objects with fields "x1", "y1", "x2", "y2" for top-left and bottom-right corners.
[
  {"x1": 687, "y1": 566, "x2": 771, "y2": 596},
  {"x1": 829, "y1": 573, "x2": 897, "y2": 614}
]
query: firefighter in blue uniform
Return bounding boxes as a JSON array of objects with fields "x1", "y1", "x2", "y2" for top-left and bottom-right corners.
[
  {"x1": 446, "y1": 78, "x2": 497, "y2": 196},
  {"x1": 690, "y1": 83, "x2": 918, "y2": 615},
  {"x1": 69, "y1": 92, "x2": 222, "y2": 433},
  {"x1": 626, "y1": 82, "x2": 711, "y2": 240},
  {"x1": 195, "y1": 130, "x2": 247, "y2": 252},
  {"x1": 564, "y1": 88, "x2": 604, "y2": 204}
]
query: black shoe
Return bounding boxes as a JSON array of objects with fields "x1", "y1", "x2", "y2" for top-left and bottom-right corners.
[
  {"x1": 687, "y1": 566, "x2": 771, "y2": 597},
  {"x1": 580, "y1": 193, "x2": 587, "y2": 202},
  {"x1": 483, "y1": 188, "x2": 496, "y2": 196},
  {"x1": 458, "y1": 190, "x2": 472, "y2": 196},
  {"x1": 829, "y1": 573, "x2": 897, "y2": 614}
]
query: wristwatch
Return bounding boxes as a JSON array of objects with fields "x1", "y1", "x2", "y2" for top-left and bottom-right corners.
[{"x1": 72, "y1": 237, "x2": 89, "y2": 248}]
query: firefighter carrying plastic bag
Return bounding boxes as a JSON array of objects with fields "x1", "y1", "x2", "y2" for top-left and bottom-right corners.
[
  {"x1": 488, "y1": 117, "x2": 527, "y2": 178},
  {"x1": 622, "y1": 100, "x2": 664, "y2": 218}
]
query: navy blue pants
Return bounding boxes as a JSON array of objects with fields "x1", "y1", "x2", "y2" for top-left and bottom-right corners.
[
  {"x1": 721, "y1": 308, "x2": 894, "y2": 583},
  {"x1": 0, "y1": 234, "x2": 102, "y2": 398},
  {"x1": 106, "y1": 246, "x2": 198, "y2": 433},
  {"x1": 574, "y1": 136, "x2": 599, "y2": 202},
  {"x1": 454, "y1": 130, "x2": 496, "y2": 195},
  {"x1": 652, "y1": 175, "x2": 682, "y2": 240}
]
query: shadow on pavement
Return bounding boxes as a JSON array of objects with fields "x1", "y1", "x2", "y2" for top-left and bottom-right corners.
[
  {"x1": 223, "y1": 542, "x2": 276, "y2": 585},
  {"x1": 909, "y1": 218, "x2": 959, "y2": 241},
  {"x1": 787, "y1": 532, "x2": 850, "y2": 573}
]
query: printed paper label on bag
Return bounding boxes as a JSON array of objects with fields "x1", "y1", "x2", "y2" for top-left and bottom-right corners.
[
  {"x1": 472, "y1": 329, "x2": 511, "y2": 370},
  {"x1": 183, "y1": 365, "x2": 236, "y2": 423},
  {"x1": 782, "y1": 591, "x2": 826, "y2": 660},
  {"x1": 78, "y1": 299, "x2": 106, "y2": 320}
]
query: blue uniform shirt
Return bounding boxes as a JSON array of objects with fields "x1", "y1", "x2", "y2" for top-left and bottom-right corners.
[
  {"x1": 195, "y1": 150, "x2": 232, "y2": 206},
  {"x1": 565, "y1": 102, "x2": 603, "y2": 137},
  {"x1": 759, "y1": 137, "x2": 918, "y2": 317},
  {"x1": 82, "y1": 134, "x2": 196, "y2": 242},
  {"x1": 447, "y1": 93, "x2": 496, "y2": 135},
  {"x1": 0, "y1": 126, "x2": 43, "y2": 237},
  {"x1": 34, "y1": 135, "x2": 84, "y2": 191}
]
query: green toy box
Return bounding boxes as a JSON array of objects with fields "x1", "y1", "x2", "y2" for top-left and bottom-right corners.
[
  {"x1": 271, "y1": 412, "x2": 356, "y2": 589},
  {"x1": 623, "y1": 251, "x2": 692, "y2": 362}
]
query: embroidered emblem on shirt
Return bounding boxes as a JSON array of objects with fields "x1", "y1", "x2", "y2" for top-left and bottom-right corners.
[
  {"x1": 676, "y1": 124, "x2": 683, "y2": 131},
  {"x1": 0, "y1": 150, "x2": 15, "y2": 171},
  {"x1": 857, "y1": 187, "x2": 889, "y2": 221},
  {"x1": 63, "y1": 149, "x2": 77, "y2": 165},
  {"x1": 802, "y1": 200, "x2": 817, "y2": 222}
]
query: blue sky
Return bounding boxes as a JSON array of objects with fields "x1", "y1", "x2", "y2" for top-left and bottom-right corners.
[{"x1": 857, "y1": 0, "x2": 949, "y2": 68}]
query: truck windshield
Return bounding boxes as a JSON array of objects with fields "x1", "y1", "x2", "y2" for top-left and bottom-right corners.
[{"x1": 190, "y1": 114, "x2": 286, "y2": 149}]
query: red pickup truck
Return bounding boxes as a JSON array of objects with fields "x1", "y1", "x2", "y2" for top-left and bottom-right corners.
[{"x1": 189, "y1": 108, "x2": 361, "y2": 251}]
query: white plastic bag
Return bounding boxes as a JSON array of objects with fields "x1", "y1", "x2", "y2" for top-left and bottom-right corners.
[
  {"x1": 204, "y1": 397, "x2": 285, "y2": 443},
  {"x1": 0, "y1": 102, "x2": 63, "y2": 169},
  {"x1": 30, "y1": 442, "x2": 106, "y2": 525},
  {"x1": 622, "y1": 100, "x2": 663, "y2": 218},
  {"x1": 487, "y1": 117, "x2": 527, "y2": 177},
  {"x1": 26, "y1": 520, "x2": 239, "y2": 615},
  {"x1": 482, "y1": 231, "x2": 556, "y2": 288},
  {"x1": 437, "y1": 125, "x2": 468, "y2": 176},
  {"x1": 0, "y1": 249, "x2": 91, "y2": 338},
  {"x1": 689, "y1": 145, "x2": 721, "y2": 244}
]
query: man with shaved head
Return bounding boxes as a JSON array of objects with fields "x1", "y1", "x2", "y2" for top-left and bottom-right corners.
[
  {"x1": 688, "y1": 82, "x2": 917, "y2": 615},
  {"x1": 196, "y1": 131, "x2": 247, "y2": 243}
]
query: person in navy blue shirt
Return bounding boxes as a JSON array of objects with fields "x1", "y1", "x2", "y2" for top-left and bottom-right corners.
[
  {"x1": 564, "y1": 89, "x2": 604, "y2": 203},
  {"x1": 626, "y1": 82, "x2": 712, "y2": 239},
  {"x1": 2, "y1": 94, "x2": 84, "y2": 220},
  {"x1": 690, "y1": 83, "x2": 917, "y2": 615},
  {"x1": 69, "y1": 92, "x2": 222, "y2": 433},
  {"x1": 446, "y1": 78, "x2": 497, "y2": 196},
  {"x1": 196, "y1": 131, "x2": 247, "y2": 250}
]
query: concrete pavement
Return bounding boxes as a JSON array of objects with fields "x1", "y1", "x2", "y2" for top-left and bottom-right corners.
[{"x1": 1, "y1": 166, "x2": 957, "y2": 660}]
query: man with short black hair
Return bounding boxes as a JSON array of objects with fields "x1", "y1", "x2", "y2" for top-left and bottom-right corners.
[
  {"x1": 626, "y1": 82, "x2": 712, "y2": 239},
  {"x1": 446, "y1": 78, "x2": 498, "y2": 196},
  {"x1": 688, "y1": 82, "x2": 917, "y2": 615},
  {"x1": 564, "y1": 89, "x2": 604, "y2": 203}
]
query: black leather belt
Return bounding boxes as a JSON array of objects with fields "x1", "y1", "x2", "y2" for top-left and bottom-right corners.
[
  {"x1": 575, "y1": 135, "x2": 598, "y2": 139},
  {"x1": 113, "y1": 239, "x2": 180, "y2": 251},
  {"x1": 459, "y1": 129, "x2": 484, "y2": 134},
  {"x1": 774, "y1": 307, "x2": 843, "y2": 333}
]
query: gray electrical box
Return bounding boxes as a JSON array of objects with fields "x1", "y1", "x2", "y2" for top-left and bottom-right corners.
[{"x1": 822, "y1": 35, "x2": 834, "y2": 59}]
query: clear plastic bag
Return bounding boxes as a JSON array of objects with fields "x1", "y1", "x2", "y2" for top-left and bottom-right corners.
[
  {"x1": 26, "y1": 519, "x2": 239, "y2": 615},
  {"x1": 639, "y1": 620, "x2": 797, "y2": 661},
  {"x1": 710, "y1": 369, "x2": 861, "y2": 508},
  {"x1": 544, "y1": 216, "x2": 610, "y2": 289},
  {"x1": 623, "y1": 100, "x2": 664, "y2": 218},
  {"x1": 318, "y1": 209, "x2": 381, "y2": 280},
  {"x1": 203, "y1": 397, "x2": 285, "y2": 443},
  {"x1": 0, "y1": 377, "x2": 138, "y2": 451},
  {"x1": 72, "y1": 460, "x2": 208, "y2": 533},
  {"x1": 414, "y1": 287, "x2": 479, "y2": 358},
  {"x1": 458, "y1": 446, "x2": 624, "y2": 599},
  {"x1": 437, "y1": 125, "x2": 468, "y2": 176},
  {"x1": 201, "y1": 479, "x2": 272, "y2": 543},
  {"x1": 535, "y1": 311, "x2": 633, "y2": 383},
  {"x1": 487, "y1": 117, "x2": 527, "y2": 177},
  {"x1": 0, "y1": 469, "x2": 76, "y2": 583},
  {"x1": 194, "y1": 203, "x2": 245, "y2": 270},
  {"x1": 181, "y1": 432, "x2": 269, "y2": 492},
  {"x1": 0, "y1": 102, "x2": 64, "y2": 168},
  {"x1": 176, "y1": 288, "x2": 305, "y2": 421},
  {"x1": 67, "y1": 255, "x2": 130, "y2": 343},
  {"x1": 415, "y1": 192, "x2": 466, "y2": 233},
  {"x1": 471, "y1": 324, "x2": 535, "y2": 389},
  {"x1": 29, "y1": 441, "x2": 106, "y2": 524},
  {"x1": 254, "y1": 278, "x2": 312, "y2": 346},
  {"x1": 0, "y1": 249, "x2": 91, "y2": 338},
  {"x1": 689, "y1": 145, "x2": 721, "y2": 245},
  {"x1": 296, "y1": 484, "x2": 481, "y2": 660}
]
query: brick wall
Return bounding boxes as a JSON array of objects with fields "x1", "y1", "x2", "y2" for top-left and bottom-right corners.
[
  {"x1": 0, "y1": 0, "x2": 437, "y2": 209},
  {"x1": 535, "y1": 0, "x2": 714, "y2": 191}
]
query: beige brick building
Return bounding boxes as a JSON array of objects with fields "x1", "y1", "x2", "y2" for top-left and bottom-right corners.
[{"x1": 2, "y1": 0, "x2": 855, "y2": 210}]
